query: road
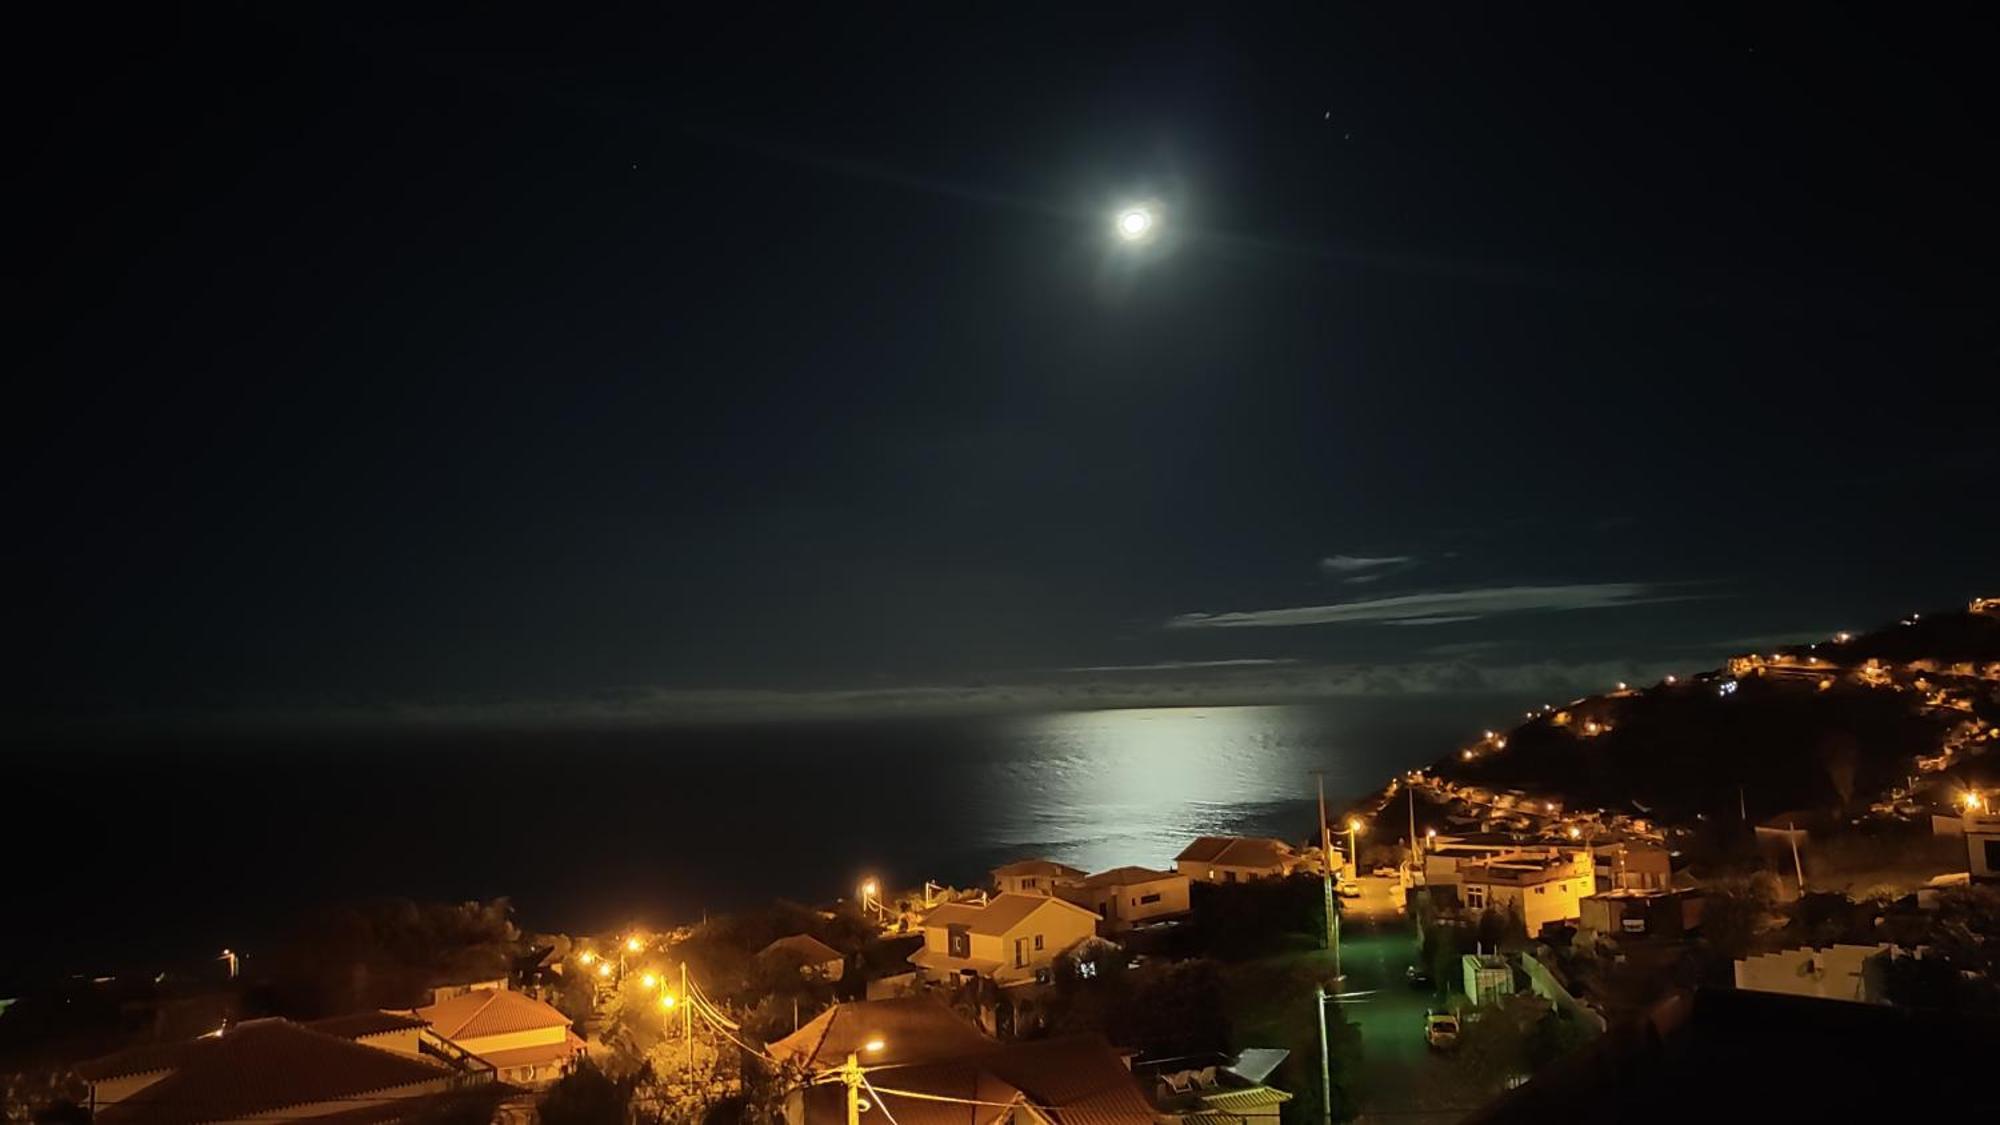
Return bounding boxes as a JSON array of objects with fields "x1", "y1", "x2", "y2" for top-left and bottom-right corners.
[{"x1": 1334, "y1": 912, "x2": 1482, "y2": 1125}]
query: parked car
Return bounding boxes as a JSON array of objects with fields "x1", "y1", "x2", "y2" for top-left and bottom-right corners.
[
  {"x1": 1371, "y1": 865, "x2": 1399, "y2": 878},
  {"x1": 1424, "y1": 1011, "x2": 1460, "y2": 1050},
  {"x1": 1405, "y1": 964, "x2": 1432, "y2": 990},
  {"x1": 1337, "y1": 881, "x2": 1363, "y2": 899}
]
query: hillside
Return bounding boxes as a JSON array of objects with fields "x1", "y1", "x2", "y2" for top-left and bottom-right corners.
[{"x1": 1421, "y1": 600, "x2": 2000, "y2": 830}]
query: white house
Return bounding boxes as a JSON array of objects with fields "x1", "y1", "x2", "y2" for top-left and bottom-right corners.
[
  {"x1": 1457, "y1": 849, "x2": 1595, "y2": 935},
  {"x1": 1057, "y1": 866, "x2": 1192, "y2": 931},
  {"x1": 909, "y1": 892, "x2": 1100, "y2": 987},
  {"x1": 991, "y1": 858, "x2": 1086, "y2": 896}
]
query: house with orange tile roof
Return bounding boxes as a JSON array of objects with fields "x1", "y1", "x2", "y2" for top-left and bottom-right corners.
[
  {"x1": 74, "y1": 1016, "x2": 496, "y2": 1125},
  {"x1": 758, "y1": 934, "x2": 847, "y2": 981},
  {"x1": 793, "y1": 1032, "x2": 1157, "y2": 1125},
  {"x1": 410, "y1": 986, "x2": 582, "y2": 1089},
  {"x1": 770, "y1": 1000, "x2": 1155, "y2": 1125},
  {"x1": 909, "y1": 892, "x2": 1100, "y2": 987},
  {"x1": 1174, "y1": 835, "x2": 1301, "y2": 883}
]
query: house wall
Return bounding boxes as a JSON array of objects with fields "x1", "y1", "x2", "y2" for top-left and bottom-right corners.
[
  {"x1": 1464, "y1": 875, "x2": 1593, "y2": 933},
  {"x1": 1059, "y1": 875, "x2": 1191, "y2": 929},
  {"x1": 993, "y1": 905, "x2": 1097, "y2": 986},
  {"x1": 1733, "y1": 945, "x2": 1890, "y2": 1003},
  {"x1": 995, "y1": 872, "x2": 1075, "y2": 896},
  {"x1": 1965, "y1": 812, "x2": 2000, "y2": 881},
  {"x1": 1177, "y1": 860, "x2": 1288, "y2": 884},
  {"x1": 458, "y1": 1025, "x2": 567, "y2": 1058}
]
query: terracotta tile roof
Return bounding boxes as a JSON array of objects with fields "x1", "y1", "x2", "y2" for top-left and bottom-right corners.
[
  {"x1": 75, "y1": 1040, "x2": 202, "y2": 1083},
  {"x1": 413, "y1": 988, "x2": 570, "y2": 1041},
  {"x1": 801, "y1": 1061, "x2": 1023, "y2": 1125},
  {"x1": 305, "y1": 1011, "x2": 430, "y2": 1040},
  {"x1": 992, "y1": 859, "x2": 1087, "y2": 879},
  {"x1": 800, "y1": 1035, "x2": 1155, "y2": 1125},
  {"x1": 759, "y1": 934, "x2": 844, "y2": 964},
  {"x1": 1074, "y1": 866, "x2": 1181, "y2": 889},
  {"x1": 923, "y1": 892, "x2": 1098, "y2": 936},
  {"x1": 79, "y1": 1010, "x2": 429, "y2": 1083},
  {"x1": 1174, "y1": 836, "x2": 1294, "y2": 869},
  {"x1": 767, "y1": 998, "x2": 991, "y2": 1073},
  {"x1": 90, "y1": 1019, "x2": 451, "y2": 1125}
]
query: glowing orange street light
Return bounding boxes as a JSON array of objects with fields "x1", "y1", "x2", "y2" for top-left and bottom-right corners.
[
  {"x1": 659, "y1": 994, "x2": 677, "y2": 1011},
  {"x1": 626, "y1": 936, "x2": 644, "y2": 953},
  {"x1": 864, "y1": 1038, "x2": 885, "y2": 1053},
  {"x1": 597, "y1": 962, "x2": 612, "y2": 979},
  {"x1": 641, "y1": 972, "x2": 659, "y2": 990},
  {"x1": 578, "y1": 951, "x2": 596, "y2": 966}
]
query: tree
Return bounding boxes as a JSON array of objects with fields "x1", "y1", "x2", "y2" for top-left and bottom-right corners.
[
  {"x1": 539, "y1": 1059, "x2": 637, "y2": 1125},
  {"x1": 1451, "y1": 995, "x2": 1546, "y2": 1095}
]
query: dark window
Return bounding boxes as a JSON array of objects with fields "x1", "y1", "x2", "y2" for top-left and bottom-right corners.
[
  {"x1": 948, "y1": 926, "x2": 970, "y2": 958},
  {"x1": 1033, "y1": 933, "x2": 1044, "y2": 951},
  {"x1": 1138, "y1": 893, "x2": 1162, "y2": 905},
  {"x1": 1985, "y1": 839, "x2": 2000, "y2": 870}
]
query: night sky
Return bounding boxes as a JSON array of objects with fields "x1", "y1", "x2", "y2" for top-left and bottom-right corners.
[{"x1": 10, "y1": 5, "x2": 1996, "y2": 730}]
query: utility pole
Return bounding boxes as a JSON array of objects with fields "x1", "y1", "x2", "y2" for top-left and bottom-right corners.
[
  {"x1": 1407, "y1": 784, "x2": 1419, "y2": 875},
  {"x1": 1315, "y1": 772, "x2": 1340, "y2": 983},
  {"x1": 842, "y1": 1052, "x2": 864, "y2": 1125},
  {"x1": 1314, "y1": 984, "x2": 1333, "y2": 1125},
  {"x1": 682, "y1": 962, "x2": 693, "y2": 1070},
  {"x1": 1787, "y1": 821, "x2": 1805, "y2": 893}
]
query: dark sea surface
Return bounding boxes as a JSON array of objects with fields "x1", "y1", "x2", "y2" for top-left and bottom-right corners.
[{"x1": 4, "y1": 698, "x2": 1521, "y2": 987}]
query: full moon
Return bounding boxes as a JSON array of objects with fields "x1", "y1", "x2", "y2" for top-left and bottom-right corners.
[{"x1": 1116, "y1": 206, "x2": 1155, "y2": 240}]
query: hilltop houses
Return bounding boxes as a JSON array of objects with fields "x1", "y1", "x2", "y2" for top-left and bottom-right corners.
[{"x1": 1175, "y1": 835, "x2": 1302, "y2": 883}]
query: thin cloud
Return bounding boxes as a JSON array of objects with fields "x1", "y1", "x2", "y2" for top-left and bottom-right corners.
[
  {"x1": 1384, "y1": 615, "x2": 1482, "y2": 626},
  {"x1": 1343, "y1": 574, "x2": 1383, "y2": 585},
  {"x1": 1059, "y1": 658, "x2": 1300, "y2": 674},
  {"x1": 1319, "y1": 554, "x2": 1414, "y2": 573},
  {"x1": 1167, "y1": 583, "x2": 1694, "y2": 630}
]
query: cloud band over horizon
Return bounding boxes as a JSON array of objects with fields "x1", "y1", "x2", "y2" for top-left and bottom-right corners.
[{"x1": 1166, "y1": 582, "x2": 1695, "y2": 630}]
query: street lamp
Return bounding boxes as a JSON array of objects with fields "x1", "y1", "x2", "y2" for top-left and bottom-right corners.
[
  {"x1": 839, "y1": 1039, "x2": 888, "y2": 1125},
  {"x1": 641, "y1": 972, "x2": 659, "y2": 990},
  {"x1": 1346, "y1": 818, "x2": 1363, "y2": 878},
  {"x1": 626, "y1": 936, "x2": 644, "y2": 953}
]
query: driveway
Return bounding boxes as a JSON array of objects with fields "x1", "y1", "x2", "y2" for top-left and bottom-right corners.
[{"x1": 1334, "y1": 919, "x2": 1482, "y2": 1124}]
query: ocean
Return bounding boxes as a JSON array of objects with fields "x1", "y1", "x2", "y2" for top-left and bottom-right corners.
[{"x1": 4, "y1": 697, "x2": 1518, "y2": 986}]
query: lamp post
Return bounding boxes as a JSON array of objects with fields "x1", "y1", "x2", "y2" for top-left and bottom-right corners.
[
  {"x1": 1314, "y1": 985, "x2": 1334, "y2": 1125},
  {"x1": 1314, "y1": 773, "x2": 1340, "y2": 984}
]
